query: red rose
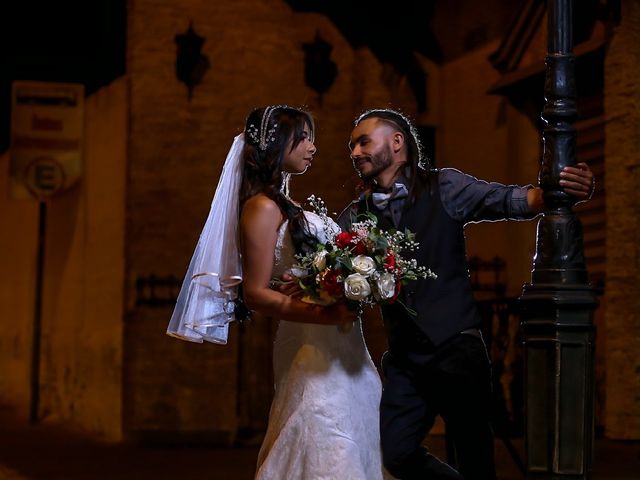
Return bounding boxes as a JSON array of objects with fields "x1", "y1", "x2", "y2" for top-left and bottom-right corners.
[
  {"x1": 384, "y1": 253, "x2": 396, "y2": 270},
  {"x1": 335, "y1": 232, "x2": 354, "y2": 249},
  {"x1": 353, "y1": 241, "x2": 368, "y2": 255},
  {"x1": 321, "y1": 269, "x2": 343, "y2": 297}
]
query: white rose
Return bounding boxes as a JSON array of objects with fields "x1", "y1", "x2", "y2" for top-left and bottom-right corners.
[
  {"x1": 352, "y1": 255, "x2": 377, "y2": 277},
  {"x1": 313, "y1": 250, "x2": 328, "y2": 270},
  {"x1": 288, "y1": 266, "x2": 308, "y2": 278},
  {"x1": 373, "y1": 272, "x2": 396, "y2": 301},
  {"x1": 344, "y1": 273, "x2": 372, "y2": 301}
]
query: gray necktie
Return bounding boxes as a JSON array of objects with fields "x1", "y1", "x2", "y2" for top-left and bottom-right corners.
[{"x1": 371, "y1": 183, "x2": 409, "y2": 210}]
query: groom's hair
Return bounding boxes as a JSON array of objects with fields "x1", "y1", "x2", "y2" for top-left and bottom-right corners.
[{"x1": 354, "y1": 108, "x2": 431, "y2": 202}]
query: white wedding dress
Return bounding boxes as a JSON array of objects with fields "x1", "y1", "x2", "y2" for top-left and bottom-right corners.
[{"x1": 255, "y1": 211, "x2": 386, "y2": 480}]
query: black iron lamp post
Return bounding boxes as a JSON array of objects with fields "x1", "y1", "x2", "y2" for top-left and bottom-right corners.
[{"x1": 518, "y1": 0, "x2": 598, "y2": 478}]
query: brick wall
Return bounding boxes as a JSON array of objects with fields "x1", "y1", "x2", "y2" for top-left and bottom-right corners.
[
  {"x1": 0, "y1": 78, "x2": 127, "y2": 441},
  {"x1": 0, "y1": 154, "x2": 37, "y2": 415},
  {"x1": 603, "y1": 0, "x2": 640, "y2": 440},
  {"x1": 38, "y1": 79, "x2": 126, "y2": 440}
]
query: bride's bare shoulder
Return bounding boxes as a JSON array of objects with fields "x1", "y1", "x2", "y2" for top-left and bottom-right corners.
[{"x1": 241, "y1": 194, "x2": 283, "y2": 225}]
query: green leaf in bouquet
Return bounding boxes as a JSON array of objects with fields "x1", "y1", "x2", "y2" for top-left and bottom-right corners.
[
  {"x1": 402, "y1": 271, "x2": 420, "y2": 281},
  {"x1": 404, "y1": 229, "x2": 416, "y2": 242},
  {"x1": 373, "y1": 235, "x2": 389, "y2": 252},
  {"x1": 296, "y1": 259, "x2": 312, "y2": 270},
  {"x1": 336, "y1": 255, "x2": 353, "y2": 271},
  {"x1": 363, "y1": 211, "x2": 377, "y2": 223}
]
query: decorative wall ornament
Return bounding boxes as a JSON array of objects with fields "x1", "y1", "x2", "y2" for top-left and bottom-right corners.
[
  {"x1": 174, "y1": 22, "x2": 210, "y2": 101},
  {"x1": 302, "y1": 32, "x2": 337, "y2": 104}
]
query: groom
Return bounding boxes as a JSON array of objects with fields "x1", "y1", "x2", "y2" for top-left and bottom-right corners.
[{"x1": 336, "y1": 109, "x2": 594, "y2": 479}]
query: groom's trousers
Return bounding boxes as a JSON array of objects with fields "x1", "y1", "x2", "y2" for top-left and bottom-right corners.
[{"x1": 380, "y1": 332, "x2": 497, "y2": 480}]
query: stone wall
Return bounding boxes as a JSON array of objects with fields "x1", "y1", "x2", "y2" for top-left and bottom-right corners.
[
  {"x1": 0, "y1": 78, "x2": 127, "y2": 441},
  {"x1": 0, "y1": 159, "x2": 38, "y2": 415},
  {"x1": 603, "y1": 0, "x2": 640, "y2": 440}
]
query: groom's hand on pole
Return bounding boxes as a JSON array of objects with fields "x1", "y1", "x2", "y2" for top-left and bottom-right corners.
[{"x1": 560, "y1": 162, "x2": 595, "y2": 200}]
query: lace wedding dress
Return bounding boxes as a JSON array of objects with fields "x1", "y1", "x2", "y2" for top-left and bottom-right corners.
[{"x1": 255, "y1": 211, "x2": 386, "y2": 480}]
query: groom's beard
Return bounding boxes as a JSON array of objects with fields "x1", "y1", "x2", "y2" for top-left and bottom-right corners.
[{"x1": 356, "y1": 145, "x2": 393, "y2": 180}]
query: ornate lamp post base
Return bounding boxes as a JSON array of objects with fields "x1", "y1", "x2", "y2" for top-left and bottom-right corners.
[
  {"x1": 520, "y1": 285, "x2": 597, "y2": 477},
  {"x1": 521, "y1": 205, "x2": 598, "y2": 479}
]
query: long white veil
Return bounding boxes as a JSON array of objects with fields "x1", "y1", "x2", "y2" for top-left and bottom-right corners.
[{"x1": 166, "y1": 134, "x2": 245, "y2": 344}]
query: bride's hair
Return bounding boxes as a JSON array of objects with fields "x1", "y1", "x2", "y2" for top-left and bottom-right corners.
[{"x1": 240, "y1": 105, "x2": 317, "y2": 254}]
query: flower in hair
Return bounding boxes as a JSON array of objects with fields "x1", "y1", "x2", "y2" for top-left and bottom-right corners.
[
  {"x1": 246, "y1": 124, "x2": 260, "y2": 146},
  {"x1": 246, "y1": 106, "x2": 280, "y2": 151}
]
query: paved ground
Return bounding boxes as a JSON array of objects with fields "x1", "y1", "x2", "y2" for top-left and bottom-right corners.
[{"x1": 0, "y1": 410, "x2": 638, "y2": 479}]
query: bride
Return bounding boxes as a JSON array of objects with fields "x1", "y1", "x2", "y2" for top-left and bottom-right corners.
[{"x1": 167, "y1": 106, "x2": 385, "y2": 479}]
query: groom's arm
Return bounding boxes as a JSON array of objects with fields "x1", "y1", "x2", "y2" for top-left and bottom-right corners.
[
  {"x1": 438, "y1": 168, "x2": 534, "y2": 224},
  {"x1": 439, "y1": 163, "x2": 595, "y2": 224}
]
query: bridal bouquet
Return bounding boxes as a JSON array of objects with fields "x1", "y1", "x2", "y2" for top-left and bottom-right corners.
[{"x1": 292, "y1": 196, "x2": 436, "y2": 312}]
